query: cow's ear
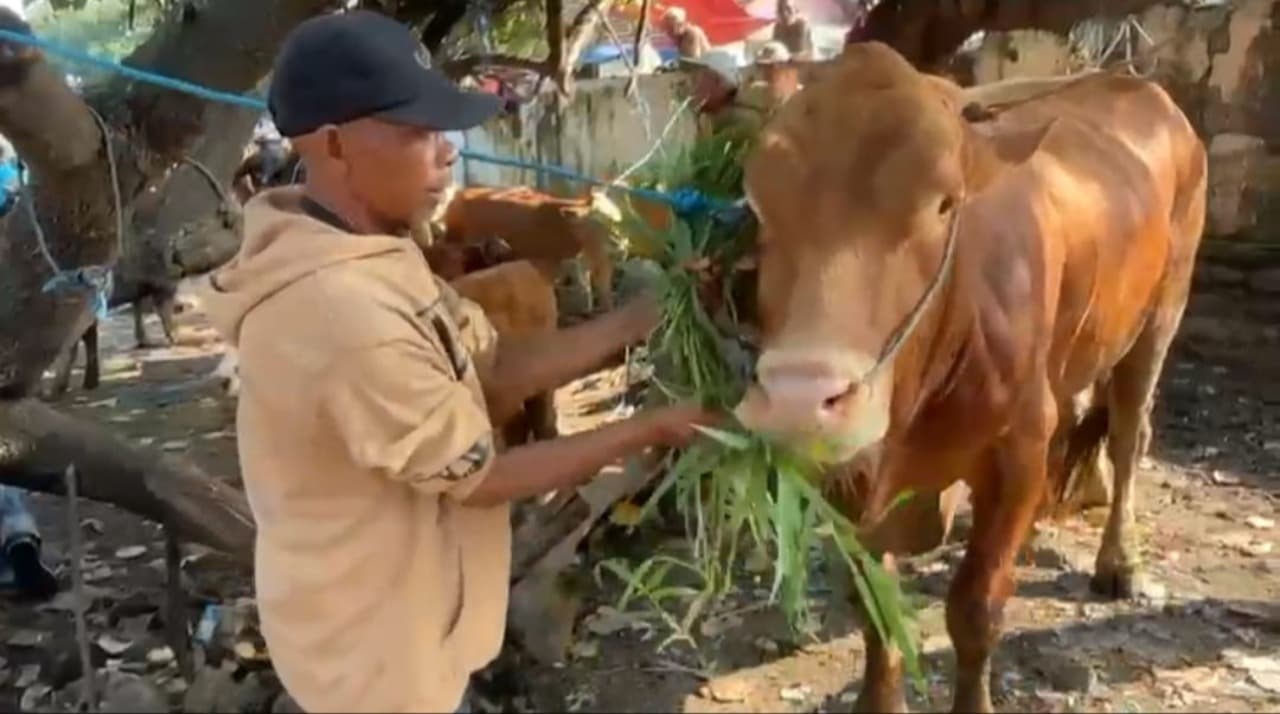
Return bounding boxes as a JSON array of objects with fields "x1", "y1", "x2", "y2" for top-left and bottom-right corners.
[{"x1": 962, "y1": 117, "x2": 1055, "y2": 194}]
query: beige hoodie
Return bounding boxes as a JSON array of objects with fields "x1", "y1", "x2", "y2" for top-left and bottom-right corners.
[{"x1": 202, "y1": 188, "x2": 507, "y2": 714}]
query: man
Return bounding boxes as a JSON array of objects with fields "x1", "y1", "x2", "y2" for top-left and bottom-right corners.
[
  {"x1": 661, "y1": 7, "x2": 710, "y2": 59},
  {"x1": 771, "y1": 0, "x2": 814, "y2": 60},
  {"x1": 682, "y1": 49, "x2": 770, "y2": 140},
  {"x1": 201, "y1": 11, "x2": 713, "y2": 714},
  {"x1": 0, "y1": 486, "x2": 58, "y2": 600},
  {"x1": 753, "y1": 41, "x2": 803, "y2": 106}
]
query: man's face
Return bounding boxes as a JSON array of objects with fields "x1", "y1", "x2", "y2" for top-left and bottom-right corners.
[
  {"x1": 778, "y1": 0, "x2": 796, "y2": 22},
  {"x1": 333, "y1": 119, "x2": 457, "y2": 233},
  {"x1": 663, "y1": 15, "x2": 686, "y2": 35}
]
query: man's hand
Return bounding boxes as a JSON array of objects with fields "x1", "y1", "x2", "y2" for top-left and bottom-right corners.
[
  {"x1": 613, "y1": 290, "x2": 662, "y2": 344},
  {"x1": 641, "y1": 401, "x2": 724, "y2": 448}
]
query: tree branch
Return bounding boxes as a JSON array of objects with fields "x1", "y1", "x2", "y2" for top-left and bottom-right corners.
[
  {"x1": 443, "y1": 53, "x2": 553, "y2": 78},
  {"x1": 546, "y1": 0, "x2": 564, "y2": 83},
  {"x1": 114, "y1": 0, "x2": 336, "y2": 171},
  {"x1": 556, "y1": 0, "x2": 616, "y2": 94},
  {"x1": 856, "y1": 0, "x2": 1172, "y2": 69},
  {"x1": 627, "y1": 0, "x2": 652, "y2": 94},
  {"x1": 0, "y1": 399, "x2": 254, "y2": 560}
]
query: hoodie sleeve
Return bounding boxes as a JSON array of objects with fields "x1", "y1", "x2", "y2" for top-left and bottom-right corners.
[{"x1": 317, "y1": 338, "x2": 496, "y2": 499}]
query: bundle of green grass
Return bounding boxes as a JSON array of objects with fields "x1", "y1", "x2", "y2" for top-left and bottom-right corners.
[{"x1": 599, "y1": 129, "x2": 922, "y2": 675}]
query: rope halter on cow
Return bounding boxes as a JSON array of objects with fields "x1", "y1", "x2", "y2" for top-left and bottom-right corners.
[{"x1": 859, "y1": 192, "x2": 964, "y2": 387}]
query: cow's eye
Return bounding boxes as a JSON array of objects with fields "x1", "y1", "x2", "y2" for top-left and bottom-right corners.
[{"x1": 938, "y1": 195, "x2": 956, "y2": 215}]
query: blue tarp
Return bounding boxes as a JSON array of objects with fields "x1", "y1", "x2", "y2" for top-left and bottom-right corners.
[{"x1": 580, "y1": 42, "x2": 678, "y2": 66}]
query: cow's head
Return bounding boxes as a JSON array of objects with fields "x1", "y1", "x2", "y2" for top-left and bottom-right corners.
[{"x1": 734, "y1": 42, "x2": 1052, "y2": 461}]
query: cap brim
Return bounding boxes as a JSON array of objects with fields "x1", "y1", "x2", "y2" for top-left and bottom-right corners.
[{"x1": 375, "y1": 71, "x2": 503, "y2": 132}]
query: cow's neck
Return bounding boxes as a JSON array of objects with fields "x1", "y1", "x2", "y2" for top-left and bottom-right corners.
[{"x1": 885, "y1": 216, "x2": 980, "y2": 442}]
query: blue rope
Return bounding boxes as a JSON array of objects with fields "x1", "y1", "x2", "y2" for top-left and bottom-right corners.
[
  {"x1": 0, "y1": 27, "x2": 270, "y2": 111},
  {"x1": 0, "y1": 26, "x2": 731, "y2": 215}
]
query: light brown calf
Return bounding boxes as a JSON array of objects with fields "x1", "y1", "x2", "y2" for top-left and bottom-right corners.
[
  {"x1": 450, "y1": 259, "x2": 560, "y2": 447},
  {"x1": 438, "y1": 185, "x2": 617, "y2": 313},
  {"x1": 735, "y1": 43, "x2": 1206, "y2": 712}
]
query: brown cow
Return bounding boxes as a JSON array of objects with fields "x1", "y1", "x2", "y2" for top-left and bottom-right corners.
[
  {"x1": 437, "y1": 185, "x2": 619, "y2": 313},
  {"x1": 734, "y1": 43, "x2": 1205, "y2": 712},
  {"x1": 451, "y1": 259, "x2": 560, "y2": 447}
]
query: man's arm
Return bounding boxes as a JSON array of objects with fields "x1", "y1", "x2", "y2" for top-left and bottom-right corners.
[
  {"x1": 481, "y1": 297, "x2": 657, "y2": 425},
  {"x1": 461, "y1": 403, "x2": 708, "y2": 507},
  {"x1": 317, "y1": 337, "x2": 717, "y2": 506}
]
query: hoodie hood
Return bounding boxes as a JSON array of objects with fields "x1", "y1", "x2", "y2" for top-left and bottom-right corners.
[{"x1": 201, "y1": 187, "x2": 411, "y2": 346}]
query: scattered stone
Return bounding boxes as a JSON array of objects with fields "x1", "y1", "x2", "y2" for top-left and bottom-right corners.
[
  {"x1": 753, "y1": 637, "x2": 780, "y2": 656},
  {"x1": 1245, "y1": 516, "x2": 1275, "y2": 531},
  {"x1": 14, "y1": 664, "x2": 39, "y2": 689},
  {"x1": 233, "y1": 641, "x2": 261, "y2": 662},
  {"x1": 84, "y1": 565, "x2": 116, "y2": 583},
  {"x1": 1137, "y1": 579, "x2": 1169, "y2": 604},
  {"x1": 19, "y1": 683, "x2": 51, "y2": 712},
  {"x1": 582, "y1": 606, "x2": 640, "y2": 637},
  {"x1": 1039, "y1": 654, "x2": 1096, "y2": 694},
  {"x1": 80, "y1": 518, "x2": 105, "y2": 535},
  {"x1": 115, "y1": 545, "x2": 148, "y2": 560},
  {"x1": 100, "y1": 672, "x2": 168, "y2": 713},
  {"x1": 779, "y1": 685, "x2": 811, "y2": 703},
  {"x1": 568, "y1": 639, "x2": 598, "y2": 660},
  {"x1": 1030, "y1": 545, "x2": 1071, "y2": 570},
  {"x1": 97, "y1": 635, "x2": 133, "y2": 656},
  {"x1": 1210, "y1": 470, "x2": 1240, "y2": 486},
  {"x1": 701, "y1": 677, "x2": 750, "y2": 703},
  {"x1": 7, "y1": 630, "x2": 46, "y2": 648},
  {"x1": 839, "y1": 691, "x2": 858, "y2": 704},
  {"x1": 1248, "y1": 672, "x2": 1280, "y2": 694},
  {"x1": 698, "y1": 612, "x2": 743, "y2": 638},
  {"x1": 146, "y1": 647, "x2": 175, "y2": 667}
]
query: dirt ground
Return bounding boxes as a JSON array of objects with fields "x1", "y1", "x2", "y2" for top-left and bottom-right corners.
[{"x1": 1, "y1": 270, "x2": 1277, "y2": 713}]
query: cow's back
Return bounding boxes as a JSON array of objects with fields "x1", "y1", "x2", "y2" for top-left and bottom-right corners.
[
  {"x1": 441, "y1": 186, "x2": 586, "y2": 263},
  {"x1": 451, "y1": 260, "x2": 558, "y2": 338}
]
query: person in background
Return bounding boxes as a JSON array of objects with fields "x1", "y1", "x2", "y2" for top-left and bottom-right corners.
[
  {"x1": 0, "y1": 487, "x2": 59, "y2": 600},
  {"x1": 682, "y1": 49, "x2": 769, "y2": 140},
  {"x1": 753, "y1": 40, "x2": 803, "y2": 107},
  {"x1": 201, "y1": 11, "x2": 715, "y2": 714},
  {"x1": 661, "y1": 7, "x2": 710, "y2": 60},
  {"x1": 771, "y1": 0, "x2": 814, "y2": 60}
]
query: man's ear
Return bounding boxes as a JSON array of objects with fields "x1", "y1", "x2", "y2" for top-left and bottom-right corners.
[{"x1": 963, "y1": 116, "x2": 1055, "y2": 195}]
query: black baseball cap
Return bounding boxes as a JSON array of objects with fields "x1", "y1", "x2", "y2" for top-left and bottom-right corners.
[{"x1": 267, "y1": 10, "x2": 502, "y2": 138}]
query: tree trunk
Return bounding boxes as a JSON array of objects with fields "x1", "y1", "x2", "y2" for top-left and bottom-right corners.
[
  {"x1": 855, "y1": 0, "x2": 1171, "y2": 70},
  {"x1": 0, "y1": 0, "x2": 334, "y2": 553}
]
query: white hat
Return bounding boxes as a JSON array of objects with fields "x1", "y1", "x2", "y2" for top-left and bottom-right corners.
[
  {"x1": 682, "y1": 50, "x2": 741, "y2": 88},
  {"x1": 755, "y1": 41, "x2": 791, "y2": 64},
  {"x1": 662, "y1": 7, "x2": 688, "y2": 24},
  {"x1": 0, "y1": 0, "x2": 25, "y2": 20}
]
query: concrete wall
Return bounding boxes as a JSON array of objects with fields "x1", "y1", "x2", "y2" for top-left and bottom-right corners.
[
  {"x1": 454, "y1": 73, "x2": 697, "y2": 196},
  {"x1": 970, "y1": 0, "x2": 1280, "y2": 241}
]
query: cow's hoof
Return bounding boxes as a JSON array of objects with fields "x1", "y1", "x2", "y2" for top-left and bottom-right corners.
[
  {"x1": 83, "y1": 377, "x2": 100, "y2": 391},
  {"x1": 1089, "y1": 564, "x2": 1137, "y2": 600}
]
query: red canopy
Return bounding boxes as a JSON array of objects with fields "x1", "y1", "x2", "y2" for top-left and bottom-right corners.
[{"x1": 647, "y1": 0, "x2": 773, "y2": 46}]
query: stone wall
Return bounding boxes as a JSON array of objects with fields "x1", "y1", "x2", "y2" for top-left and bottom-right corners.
[{"x1": 970, "y1": 0, "x2": 1280, "y2": 241}]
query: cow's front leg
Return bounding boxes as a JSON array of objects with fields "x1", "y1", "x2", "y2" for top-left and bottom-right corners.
[
  {"x1": 948, "y1": 429, "x2": 1050, "y2": 712},
  {"x1": 854, "y1": 553, "x2": 908, "y2": 713}
]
